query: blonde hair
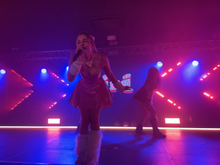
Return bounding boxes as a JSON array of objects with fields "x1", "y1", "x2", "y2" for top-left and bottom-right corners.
[{"x1": 77, "y1": 32, "x2": 97, "y2": 52}]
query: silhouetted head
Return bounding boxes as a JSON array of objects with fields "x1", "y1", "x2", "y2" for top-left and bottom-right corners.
[
  {"x1": 148, "y1": 67, "x2": 160, "y2": 79},
  {"x1": 145, "y1": 67, "x2": 161, "y2": 87}
]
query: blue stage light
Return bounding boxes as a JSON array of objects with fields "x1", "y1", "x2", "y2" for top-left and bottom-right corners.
[
  {"x1": 192, "y1": 60, "x2": 199, "y2": 66},
  {"x1": 41, "y1": 68, "x2": 47, "y2": 73},
  {"x1": 66, "y1": 66, "x2": 69, "y2": 70},
  {"x1": 0, "y1": 69, "x2": 6, "y2": 74},
  {"x1": 157, "y1": 61, "x2": 163, "y2": 67}
]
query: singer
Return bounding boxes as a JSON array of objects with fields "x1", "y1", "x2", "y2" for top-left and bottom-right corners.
[{"x1": 67, "y1": 32, "x2": 132, "y2": 165}]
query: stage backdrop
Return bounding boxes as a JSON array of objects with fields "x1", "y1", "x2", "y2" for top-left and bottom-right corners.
[{"x1": 0, "y1": 50, "x2": 219, "y2": 127}]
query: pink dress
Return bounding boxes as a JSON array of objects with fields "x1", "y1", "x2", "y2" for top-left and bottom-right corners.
[{"x1": 68, "y1": 54, "x2": 113, "y2": 109}]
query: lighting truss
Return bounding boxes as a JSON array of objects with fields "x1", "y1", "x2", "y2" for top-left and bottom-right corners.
[{"x1": 1, "y1": 40, "x2": 220, "y2": 61}]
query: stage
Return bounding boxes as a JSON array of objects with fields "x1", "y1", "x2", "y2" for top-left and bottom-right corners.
[{"x1": 0, "y1": 127, "x2": 220, "y2": 165}]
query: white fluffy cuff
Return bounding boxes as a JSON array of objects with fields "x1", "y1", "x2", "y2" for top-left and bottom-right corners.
[
  {"x1": 69, "y1": 61, "x2": 83, "y2": 76},
  {"x1": 113, "y1": 80, "x2": 125, "y2": 93}
]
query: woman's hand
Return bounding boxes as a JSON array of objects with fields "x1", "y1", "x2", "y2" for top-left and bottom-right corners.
[
  {"x1": 124, "y1": 86, "x2": 133, "y2": 91},
  {"x1": 113, "y1": 80, "x2": 133, "y2": 94}
]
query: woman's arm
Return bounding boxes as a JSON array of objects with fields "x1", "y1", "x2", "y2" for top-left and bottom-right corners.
[
  {"x1": 102, "y1": 55, "x2": 132, "y2": 93},
  {"x1": 67, "y1": 71, "x2": 76, "y2": 82},
  {"x1": 102, "y1": 55, "x2": 117, "y2": 83},
  {"x1": 67, "y1": 54, "x2": 82, "y2": 82}
]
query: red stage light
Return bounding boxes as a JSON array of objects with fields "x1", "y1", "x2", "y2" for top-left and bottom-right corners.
[
  {"x1": 10, "y1": 70, "x2": 33, "y2": 110},
  {"x1": 48, "y1": 71, "x2": 70, "y2": 109},
  {"x1": 203, "y1": 92, "x2": 214, "y2": 99},
  {"x1": 161, "y1": 62, "x2": 181, "y2": 77},
  {"x1": 201, "y1": 64, "x2": 219, "y2": 81},
  {"x1": 200, "y1": 64, "x2": 219, "y2": 102},
  {"x1": 155, "y1": 92, "x2": 181, "y2": 109},
  {"x1": 49, "y1": 102, "x2": 57, "y2": 109},
  {"x1": 161, "y1": 72, "x2": 167, "y2": 77},
  {"x1": 156, "y1": 91, "x2": 164, "y2": 97}
]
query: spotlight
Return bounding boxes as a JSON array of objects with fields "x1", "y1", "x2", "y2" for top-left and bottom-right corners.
[
  {"x1": 157, "y1": 61, "x2": 163, "y2": 67},
  {"x1": 192, "y1": 60, "x2": 199, "y2": 66},
  {"x1": 41, "y1": 68, "x2": 47, "y2": 73},
  {"x1": 66, "y1": 66, "x2": 69, "y2": 70},
  {"x1": 0, "y1": 69, "x2": 6, "y2": 74}
]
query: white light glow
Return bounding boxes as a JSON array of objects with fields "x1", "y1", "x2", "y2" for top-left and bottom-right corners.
[
  {"x1": 48, "y1": 118, "x2": 60, "y2": 124},
  {"x1": 157, "y1": 61, "x2": 163, "y2": 67},
  {"x1": 41, "y1": 68, "x2": 47, "y2": 73},
  {"x1": 0, "y1": 69, "x2": 6, "y2": 74},
  {"x1": 192, "y1": 60, "x2": 199, "y2": 66},
  {"x1": 165, "y1": 118, "x2": 180, "y2": 124}
]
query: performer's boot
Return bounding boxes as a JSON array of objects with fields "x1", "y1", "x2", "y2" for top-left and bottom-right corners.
[
  {"x1": 74, "y1": 134, "x2": 88, "y2": 164},
  {"x1": 84, "y1": 130, "x2": 103, "y2": 165},
  {"x1": 150, "y1": 118, "x2": 166, "y2": 139},
  {"x1": 135, "y1": 124, "x2": 146, "y2": 135}
]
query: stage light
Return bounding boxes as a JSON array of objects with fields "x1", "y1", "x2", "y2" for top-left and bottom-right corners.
[
  {"x1": 157, "y1": 61, "x2": 163, "y2": 67},
  {"x1": 200, "y1": 64, "x2": 219, "y2": 81},
  {"x1": 203, "y1": 92, "x2": 214, "y2": 99},
  {"x1": 49, "y1": 102, "x2": 57, "y2": 109},
  {"x1": 192, "y1": 60, "x2": 199, "y2": 66},
  {"x1": 155, "y1": 91, "x2": 181, "y2": 109},
  {"x1": 161, "y1": 72, "x2": 167, "y2": 77},
  {"x1": 161, "y1": 61, "x2": 182, "y2": 77},
  {"x1": 66, "y1": 66, "x2": 69, "y2": 70},
  {"x1": 41, "y1": 68, "x2": 47, "y2": 73},
  {"x1": 48, "y1": 118, "x2": 60, "y2": 124},
  {"x1": 156, "y1": 91, "x2": 164, "y2": 97},
  {"x1": 0, "y1": 69, "x2": 6, "y2": 74},
  {"x1": 165, "y1": 118, "x2": 180, "y2": 124}
]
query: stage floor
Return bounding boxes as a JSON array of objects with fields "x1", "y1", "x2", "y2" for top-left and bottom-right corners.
[{"x1": 0, "y1": 127, "x2": 220, "y2": 165}]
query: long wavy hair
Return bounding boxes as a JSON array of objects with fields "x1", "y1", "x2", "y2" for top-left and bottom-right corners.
[
  {"x1": 77, "y1": 32, "x2": 98, "y2": 52},
  {"x1": 144, "y1": 67, "x2": 161, "y2": 89}
]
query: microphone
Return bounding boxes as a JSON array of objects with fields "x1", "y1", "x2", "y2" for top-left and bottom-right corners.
[{"x1": 72, "y1": 49, "x2": 83, "y2": 62}]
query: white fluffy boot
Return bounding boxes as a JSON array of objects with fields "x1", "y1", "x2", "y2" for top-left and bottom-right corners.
[
  {"x1": 84, "y1": 130, "x2": 103, "y2": 165},
  {"x1": 74, "y1": 134, "x2": 88, "y2": 164}
]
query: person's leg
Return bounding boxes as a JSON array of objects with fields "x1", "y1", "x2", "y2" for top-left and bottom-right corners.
[
  {"x1": 75, "y1": 117, "x2": 82, "y2": 135},
  {"x1": 74, "y1": 108, "x2": 90, "y2": 164},
  {"x1": 143, "y1": 102, "x2": 166, "y2": 138},
  {"x1": 90, "y1": 108, "x2": 101, "y2": 131},
  {"x1": 80, "y1": 108, "x2": 90, "y2": 134},
  {"x1": 138, "y1": 101, "x2": 149, "y2": 125},
  {"x1": 136, "y1": 101, "x2": 149, "y2": 135},
  {"x1": 84, "y1": 108, "x2": 103, "y2": 165}
]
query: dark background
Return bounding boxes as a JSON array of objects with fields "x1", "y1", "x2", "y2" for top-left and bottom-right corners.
[{"x1": 1, "y1": 0, "x2": 220, "y2": 53}]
